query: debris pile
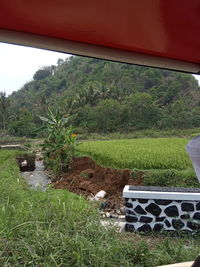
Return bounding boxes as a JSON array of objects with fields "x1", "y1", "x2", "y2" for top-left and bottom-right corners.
[{"x1": 53, "y1": 156, "x2": 135, "y2": 212}]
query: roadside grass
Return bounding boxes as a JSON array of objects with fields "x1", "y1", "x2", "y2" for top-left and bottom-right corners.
[
  {"x1": 0, "y1": 150, "x2": 132, "y2": 266},
  {"x1": 1, "y1": 150, "x2": 200, "y2": 266}
]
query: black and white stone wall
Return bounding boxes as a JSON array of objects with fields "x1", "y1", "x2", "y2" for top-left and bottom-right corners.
[{"x1": 123, "y1": 186, "x2": 200, "y2": 233}]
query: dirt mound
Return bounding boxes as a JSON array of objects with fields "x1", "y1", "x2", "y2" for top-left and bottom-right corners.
[{"x1": 53, "y1": 156, "x2": 142, "y2": 210}]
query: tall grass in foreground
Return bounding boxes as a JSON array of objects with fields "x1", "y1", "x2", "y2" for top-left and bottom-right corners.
[{"x1": 0, "y1": 150, "x2": 200, "y2": 266}]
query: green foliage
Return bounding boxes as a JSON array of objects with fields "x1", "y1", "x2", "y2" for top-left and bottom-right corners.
[
  {"x1": 40, "y1": 109, "x2": 77, "y2": 174},
  {"x1": 0, "y1": 91, "x2": 9, "y2": 130},
  {"x1": 78, "y1": 137, "x2": 200, "y2": 188},
  {"x1": 6, "y1": 55, "x2": 200, "y2": 137},
  {"x1": 92, "y1": 99, "x2": 123, "y2": 132},
  {"x1": 144, "y1": 169, "x2": 199, "y2": 188},
  {"x1": 33, "y1": 66, "x2": 53, "y2": 81},
  {"x1": 124, "y1": 92, "x2": 162, "y2": 129},
  {"x1": 0, "y1": 150, "x2": 200, "y2": 266}
]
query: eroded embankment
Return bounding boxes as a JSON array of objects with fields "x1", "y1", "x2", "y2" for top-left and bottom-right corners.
[{"x1": 53, "y1": 156, "x2": 140, "y2": 210}]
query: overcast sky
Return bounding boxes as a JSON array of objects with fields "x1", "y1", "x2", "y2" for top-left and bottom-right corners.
[
  {"x1": 0, "y1": 42, "x2": 69, "y2": 95},
  {"x1": 0, "y1": 42, "x2": 200, "y2": 96}
]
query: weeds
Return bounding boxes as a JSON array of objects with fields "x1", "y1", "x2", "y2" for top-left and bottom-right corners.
[{"x1": 1, "y1": 150, "x2": 200, "y2": 265}]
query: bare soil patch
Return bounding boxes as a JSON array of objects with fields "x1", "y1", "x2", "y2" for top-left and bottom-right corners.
[{"x1": 53, "y1": 156, "x2": 143, "y2": 210}]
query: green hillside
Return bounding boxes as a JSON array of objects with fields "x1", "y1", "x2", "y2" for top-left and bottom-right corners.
[{"x1": 1, "y1": 56, "x2": 200, "y2": 136}]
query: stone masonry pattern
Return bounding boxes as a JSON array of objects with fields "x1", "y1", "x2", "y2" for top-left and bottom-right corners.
[{"x1": 125, "y1": 198, "x2": 200, "y2": 232}]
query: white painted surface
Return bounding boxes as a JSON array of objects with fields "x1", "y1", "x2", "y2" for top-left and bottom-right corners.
[{"x1": 123, "y1": 185, "x2": 200, "y2": 201}]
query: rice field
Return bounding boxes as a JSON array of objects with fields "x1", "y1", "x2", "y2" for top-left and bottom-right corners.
[{"x1": 78, "y1": 138, "x2": 192, "y2": 170}]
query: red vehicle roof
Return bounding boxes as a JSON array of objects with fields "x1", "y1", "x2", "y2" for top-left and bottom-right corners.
[{"x1": 0, "y1": 0, "x2": 200, "y2": 73}]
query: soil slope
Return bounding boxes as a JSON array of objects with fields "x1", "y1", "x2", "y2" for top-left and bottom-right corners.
[{"x1": 53, "y1": 156, "x2": 137, "y2": 210}]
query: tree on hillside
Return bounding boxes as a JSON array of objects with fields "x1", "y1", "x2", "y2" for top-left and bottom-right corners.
[
  {"x1": 93, "y1": 99, "x2": 123, "y2": 132},
  {"x1": 7, "y1": 55, "x2": 200, "y2": 136},
  {"x1": 33, "y1": 66, "x2": 53, "y2": 81},
  {"x1": 0, "y1": 91, "x2": 9, "y2": 130},
  {"x1": 124, "y1": 92, "x2": 162, "y2": 129}
]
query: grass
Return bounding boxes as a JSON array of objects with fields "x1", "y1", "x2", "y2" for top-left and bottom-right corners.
[
  {"x1": 78, "y1": 138, "x2": 191, "y2": 170},
  {"x1": 0, "y1": 150, "x2": 132, "y2": 266},
  {"x1": 77, "y1": 137, "x2": 200, "y2": 188},
  {"x1": 143, "y1": 169, "x2": 199, "y2": 188},
  {"x1": 1, "y1": 150, "x2": 200, "y2": 266},
  {"x1": 77, "y1": 128, "x2": 200, "y2": 140},
  {"x1": 0, "y1": 134, "x2": 27, "y2": 145}
]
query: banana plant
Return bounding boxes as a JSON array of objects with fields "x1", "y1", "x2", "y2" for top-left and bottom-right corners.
[{"x1": 39, "y1": 108, "x2": 77, "y2": 174}]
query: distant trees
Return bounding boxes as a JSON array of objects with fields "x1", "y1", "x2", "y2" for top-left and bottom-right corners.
[
  {"x1": 124, "y1": 93, "x2": 162, "y2": 129},
  {"x1": 4, "y1": 56, "x2": 200, "y2": 137},
  {"x1": 0, "y1": 91, "x2": 9, "y2": 130},
  {"x1": 33, "y1": 66, "x2": 54, "y2": 81},
  {"x1": 8, "y1": 108, "x2": 37, "y2": 137}
]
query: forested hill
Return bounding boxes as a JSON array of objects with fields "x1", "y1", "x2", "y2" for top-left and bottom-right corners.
[{"x1": 4, "y1": 56, "x2": 200, "y2": 136}]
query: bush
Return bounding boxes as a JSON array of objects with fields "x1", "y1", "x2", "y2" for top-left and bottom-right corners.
[{"x1": 144, "y1": 169, "x2": 199, "y2": 188}]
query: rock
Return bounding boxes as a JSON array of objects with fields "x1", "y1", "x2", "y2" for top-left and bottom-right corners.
[
  {"x1": 138, "y1": 199, "x2": 148, "y2": 203},
  {"x1": 181, "y1": 203, "x2": 194, "y2": 212},
  {"x1": 196, "y1": 202, "x2": 200, "y2": 210},
  {"x1": 172, "y1": 219, "x2": 184, "y2": 230},
  {"x1": 138, "y1": 224, "x2": 151, "y2": 232},
  {"x1": 125, "y1": 202, "x2": 133, "y2": 208},
  {"x1": 134, "y1": 205, "x2": 147, "y2": 215},
  {"x1": 110, "y1": 214, "x2": 119, "y2": 219},
  {"x1": 125, "y1": 223, "x2": 135, "y2": 232},
  {"x1": 116, "y1": 209, "x2": 121, "y2": 215},
  {"x1": 94, "y1": 190, "x2": 107, "y2": 200},
  {"x1": 156, "y1": 216, "x2": 166, "y2": 222},
  {"x1": 120, "y1": 206, "x2": 125, "y2": 214},
  {"x1": 164, "y1": 205, "x2": 179, "y2": 217},
  {"x1": 21, "y1": 160, "x2": 27, "y2": 167},
  {"x1": 181, "y1": 214, "x2": 191, "y2": 220},
  {"x1": 193, "y1": 212, "x2": 200, "y2": 220},
  {"x1": 127, "y1": 209, "x2": 136, "y2": 215},
  {"x1": 139, "y1": 216, "x2": 153, "y2": 223},
  {"x1": 164, "y1": 219, "x2": 171, "y2": 228},
  {"x1": 187, "y1": 221, "x2": 200, "y2": 230},
  {"x1": 153, "y1": 223, "x2": 164, "y2": 232},
  {"x1": 106, "y1": 212, "x2": 111, "y2": 218},
  {"x1": 145, "y1": 203, "x2": 162, "y2": 216},
  {"x1": 35, "y1": 153, "x2": 43, "y2": 161},
  {"x1": 125, "y1": 215, "x2": 138, "y2": 223},
  {"x1": 154, "y1": 199, "x2": 172, "y2": 205}
]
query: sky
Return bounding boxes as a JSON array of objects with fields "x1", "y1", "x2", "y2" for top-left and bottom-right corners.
[
  {"x1": 0, "y1": 42, "x2": 200, "y2": 95},
  {"x1": 0, "y1": 42, "x2": 69, "y2": 95}
]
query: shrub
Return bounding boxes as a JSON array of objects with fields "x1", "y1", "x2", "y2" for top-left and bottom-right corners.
[
  {"x1": 39, "y1": 109, "x2": 77, "y2": 174},
  {"x1": 144, "y1": 169, "x2": 199, "y2": 188}
]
